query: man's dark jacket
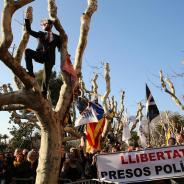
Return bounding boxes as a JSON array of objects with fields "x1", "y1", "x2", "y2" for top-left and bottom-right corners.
[{"x1": 25, "y1": 19, "x2": 61, "y2": 65}]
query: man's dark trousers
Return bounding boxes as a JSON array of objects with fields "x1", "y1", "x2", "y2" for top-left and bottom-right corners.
[{"x1": 25, "y1": 48, "x2": 53, "y2": 95}]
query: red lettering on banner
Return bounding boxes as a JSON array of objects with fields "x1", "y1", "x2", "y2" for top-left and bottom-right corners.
[
  {"x1": 120, "y1": 147, "x2": 184, "y2": 165},
  {"x1": 179, "y1": 149, "x2": 184, "y2": 157},
  {"x1": 173, "y1": 150, "x2": 182, "y2": 159},
  {"x1": 140, "y1": 153, "x2": 148, "y2": 162},
  {"x1": 164, "y1": 150, "x2": 172, "y2": 159},
  {"x1": 121, "y1": 156, "x2": 128, "y2": 164},
  {"x1": 156, "y1": 151, "x2": 165, "y2": 160},
  {"x1": 136, "y1": 154, "x2": 140, "y2": 163},
  {"x1": 128, "y1": 155, "x2": 136, "y2": 163},
  {"x1": 148, "y1": 152, "x2": 156, "y2": 161}
]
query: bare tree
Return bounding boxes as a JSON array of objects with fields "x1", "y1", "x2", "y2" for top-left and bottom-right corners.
[{"x1": 0, "y1": 0, "x2": 97, "y2": 183}]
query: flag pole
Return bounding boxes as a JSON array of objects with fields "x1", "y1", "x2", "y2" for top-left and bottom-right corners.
[{"x1": 148, "y1": 119, "x2": 151, "y2": 146}]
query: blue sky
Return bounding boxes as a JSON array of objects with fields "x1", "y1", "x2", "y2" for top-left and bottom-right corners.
[{"x1": 1, "y1": 0, "x2": 184, "y2": 135}]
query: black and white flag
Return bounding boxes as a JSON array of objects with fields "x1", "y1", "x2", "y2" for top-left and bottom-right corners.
[{"x1": 146, "y1": 84, "x2": 159, "y2": 122}]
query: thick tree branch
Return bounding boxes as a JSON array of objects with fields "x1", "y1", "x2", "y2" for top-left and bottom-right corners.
[
  {"x1": 15, "y1": 7, "x2": 32, "y2": 63},
  {"x1": 0, "y1": 0, "x2": 33, "y2": 50},
  {"x1": 14, "y1": 6, "x2": 33, "y2": 89},
  {"x1": 48, "y1": 0, "x2": 72, "y2": 118},
  {"x1": 0, "y1": 2, "x2": 40, "y2": 92},
  {"x1": 0, "y1": 90, "x2": 43, "y2": 111},
  {"x1": 55, "y1": 0, "x2": 97, "y2": 121},
  {"x1": 74, "y1": 0, "x2": 97, "y2": 78},
  {"x1": 14, "y1": 0, "x2": 35, "y2": 11},
  {"x1": 0, "y1": 52, "x2": 40, "y2": 92}
]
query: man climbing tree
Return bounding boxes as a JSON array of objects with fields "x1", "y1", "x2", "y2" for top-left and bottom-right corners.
[{"x1": 24, "y1": 14, "x2": 61, "y2": 98}]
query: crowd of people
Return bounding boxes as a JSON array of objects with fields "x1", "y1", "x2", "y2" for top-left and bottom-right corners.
[
  {"x1": 0, "y1": 132, "x2": 184, "y2": 184},
  {"x1": 0, "y1": 148, "x2": 38, "y2": 184}
]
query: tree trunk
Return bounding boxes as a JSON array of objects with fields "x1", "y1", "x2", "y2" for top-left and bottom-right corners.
[{"x1": 35, "y1": 119, "x2": 62, "y2": 184}]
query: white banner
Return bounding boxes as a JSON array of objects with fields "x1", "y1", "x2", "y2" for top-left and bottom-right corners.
[
  {"x1": 96, "y1": 145, "x2": 184, "y2": 183},
  {"x1": 75, "y1": 106, "x2": 98, "y2": 127}
]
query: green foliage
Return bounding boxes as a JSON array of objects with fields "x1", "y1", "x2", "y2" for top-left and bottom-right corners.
[{"x1": 8, "y1": 121, "x2": 39, "y2": 150}]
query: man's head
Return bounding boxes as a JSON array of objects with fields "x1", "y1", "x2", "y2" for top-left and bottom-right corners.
[
  {"x1": 176, "y1": 133, "x2": 184, "y2": 144},
  {"x1": 168, "y1": 137, "x2": 176, "y2": 146},
  {"x1": 40, "y1": 19, "x2": 53, "y2": 31}
]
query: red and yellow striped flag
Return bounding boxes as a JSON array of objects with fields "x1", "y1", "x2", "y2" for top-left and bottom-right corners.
[{"x1": 86, "y1": 118, "x2": 106, "y2": 153}]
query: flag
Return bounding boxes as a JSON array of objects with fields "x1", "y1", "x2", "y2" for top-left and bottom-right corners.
[
  {"x1": 90, "y1": 100, "x2": 104, "y2": 120},
  {"x1": 146, "y1": 84, "x2": 159, "y2": 122},
  {"x1": 122, "y1": 113, "x2": 131, "y2": 144},
  {"x1": 86, "y1": 100, "x2": 105, "y2": 153},
  {"x1": 62, "y1": 54, "x2": 77, "y2": 82},
  {"x1": 75, "y1": 106, "x2": 98, "y2": 127},
  {"x1": 137, "y1": 120, "x2": 147, "y2": 147},
  {"x1": 86, "y1": 118, "x2": 106, "y2": 153}
]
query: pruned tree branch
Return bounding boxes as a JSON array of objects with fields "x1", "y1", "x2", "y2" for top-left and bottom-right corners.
[
  {"x1": 0, "y1": 91, "x2": 42, "y2": 111},
  {"x1": 160, "y1": 70, "x2": 184, "y2": 111},
  {"x1": 91, "y1": 73, "x2": 98, "y2": 97},
  {"x1": 101, "y1": 63, "x2": 110, "y2": 113},
  {"x1": 74, "y1": 0, "x2": 97, "y2": 78},
  {"x1": 131, "y1": 102, "x2": 144, "y2": 132},
  {"x1": 55, "y1": 0, "x2": 97, "y2": 121},
  {"x1": 0, "y1": 0, "x2": 34, "y2": 50},
  {"x1": 14, "y1": 6, "x2": 32, "y2": 89}
]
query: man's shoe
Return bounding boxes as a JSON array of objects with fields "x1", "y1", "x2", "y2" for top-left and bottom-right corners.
[{"x1": 42, "y1": 91, "x2": 47, "y2": 98}]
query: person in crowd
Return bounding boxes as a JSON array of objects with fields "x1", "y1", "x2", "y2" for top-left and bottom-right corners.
[
  {"x1": 12, "y1": 151, "x2": 31, "y2": 184},
  {"x1": 14, "y1": 148, "x2": 22, "y2": 158},
  {"x1": 4, "y1": 152, "x2": 14, "y2": 184},
  {"x1": 22, "y1": 149, "x2": 29, "y2": 161},
  {"x1": 111, "y1": 145, "x2": 120, "y2": 153},
  {"x1": 0, "y1": 153, "x2": 7, "y2": 184},
  {"x1": 167, "y1": 137, "x2": 176, "y2": 146},
  {"x1": 59, "y1": 144, "x2": 66, "y2": 178},
  {"x1": 84, "y1": 153, "x2": 97, "y2": 179},
  {"x1": 27, "y1": 150, "x2": 38, "y2": 180},
  {"x1": 176, "y1": 132, "x2": 184, "y2": 145},
  {"x1": 100, "y1": 147, "x2": 109, "y2": 154},
  {"x1": 60, "y1": 147, "x2": 84, "y2": 181}
]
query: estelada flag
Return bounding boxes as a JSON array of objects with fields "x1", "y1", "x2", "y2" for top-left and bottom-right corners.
[
  {"x1": 62, "y1": 54, "x2": 77, "y2": 82},
  {"x1": 86, "y1": 118, "x2": 106, "y2": 153},
  {"x1": 146, "y1": 84, "x2": 159, "y2": 122},
  {"x1": 86, "y1": 100, "x2": 105, "y2": 153}
]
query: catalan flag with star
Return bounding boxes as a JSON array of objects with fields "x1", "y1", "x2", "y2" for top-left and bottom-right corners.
[{"x1": 86, "y1": 100, "x2": 106, "y2": 153}]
